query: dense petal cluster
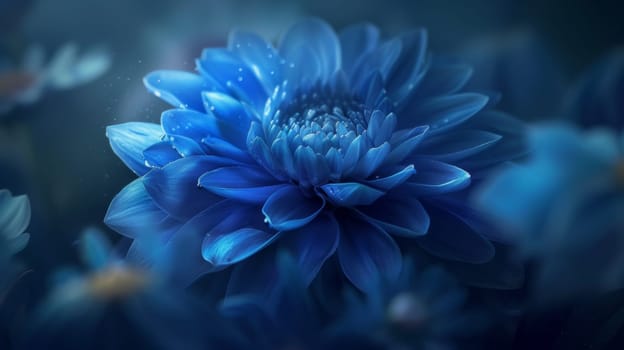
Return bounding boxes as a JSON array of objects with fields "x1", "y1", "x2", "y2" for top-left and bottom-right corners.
[
  {"x1": 105, "y1": 19, "x2": 524, "y2": 290},
  {"x1": 476, "y1": 124, "x2": 624, "y2": 302}
]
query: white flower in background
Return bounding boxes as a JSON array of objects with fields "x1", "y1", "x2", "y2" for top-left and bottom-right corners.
[
  {"x1": 0, "y1": 189, "x2": 31, "y2": 255},
  {"x1": 0, "y1": 43, "x2": 112, "y2": 116}
]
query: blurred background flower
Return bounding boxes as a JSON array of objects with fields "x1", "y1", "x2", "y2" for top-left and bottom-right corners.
[
  {"x1": 20, "y1": 227, "x2": 241, "y2": 350},
  {"x1": 475, "y1": 124, "x2": 624, "y2": 304},
  {"x1": 0, "y1": 189, "x2": 31, "y2": 349},
  {"x1": 333, "y1": 256, "x2": 488, "y2": 349},
  {"x1": 0, "y1": 44, "x2": 111, "y2": 116}
]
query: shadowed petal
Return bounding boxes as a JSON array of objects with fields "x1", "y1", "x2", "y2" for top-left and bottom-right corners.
[
  {"x1": 198, "y1": 165, "x2": 287, "y2": 204},
  {"x1": 404, "y1": 93, "x2": 489, "y2": 133},
  {"x1": 104, "y1": 179, "x2": 180, "y2": 239},
  {"x1": 414, "y1": 63, "x2": 473, "y2": 98},
  {"x1": 385, "y1": 125, "x2": 429, "y2": 165},
  {"x1": 106, "y1": 122, "x2": 163, "y2": 176},
  {"x1": 154, "y1": 199, "x2": 260, "y2": 285},
  {"x1": 357, "y1": 197, "x2": 430, "y2": 237},
  {"x1": 416, "y1": 204, "x2": 495, "y2": 263},
  {"x1": 279, "y1": 18, "x2": 341, "y2": 83},
  {"x1": 142, "y1": 156, "x2": 238, "y2": 219},
  {"x1": 418, "y1": 130, "x2": 502, "y2": 162},
  {"x1": 339, "y1": 23, "x2": 380, "y2": 76},
  {"x1": 282, "y1": 213, "x2": 340, "y2": 284},
  {"x1": 262, "y1": 186, "x2": 325, "y2": 231},
  {"x1": 338, "y1": 214, "x2": 402, "y2": 291}
]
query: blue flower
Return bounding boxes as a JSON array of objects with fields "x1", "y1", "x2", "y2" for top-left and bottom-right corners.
[
  {"x1": 21, "y1": 227, "x2": 240, "y2": 350},
  {"x1": 562, "y1": 48, "x2": 624, "y2": 130},
  {"x1": 105, "y1": 18, "x2": 525, "y2": 291},
  {"x1": 475, "y1": 123, "x2": 624, "y2": 303},
  {"x1": 334, "y1": 257, "x2": 487, "y2": 349},
  {"x1": 0, "y1": 44, "x2": 111, "y2": 116}
]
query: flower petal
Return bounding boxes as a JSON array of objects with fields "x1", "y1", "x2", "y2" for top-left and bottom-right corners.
[
  {"x1": 407, "y1": 159, "x2": 471, "y2": 195},
  {"x1": 104, "y1": 179, "x2": 180, "y2": 239},
  {"x1": 294, "y1": 145, "x2": 330, "y2": 186},
  {"x1": 417, "y1": 130, "x2": 502, "y2": 162},
  {"x1": 198, "y1": 165, "x2": 287, "y2": 204},
  {"x1": 161, "y1": 108, "x2": 244, "y2": 148},
  {"x1": 357, "y1": 197, "x2": 429, "y2": 237},
  {"x1": 202, "y1": 228, "x2": 279, "y2": 266},
  {"x1": 282, "y1": 213, "x2": 340, "y2": 285},
  {"x1": 351, "y1": 142, "x2": 391, "y2": 179},
  {"x1": 351, "y1": 38, "x2": 402, "y2": 90},
  {"x1": 386, "y1": 29, "x2": 429, "y2": 105},
  {"x1": 384, "y1": 125, "x2": 429, "y2": 165},
  {"x1": 143, "y1": 70, "x2": 213, "y2": 110},
  {"x1": 0, "y1": 191, "x2": 30, "y2": 240},
  {"x1": 169, "y1": 134, "x2": 206, "y2": 157},
  {"x1": 247, "y1": 134, "x2": 287, "y2": 181},
  {"x1": 142, "y1": 141, "x2": 181, "y2": 168},
  {"x1": 154, "y1": 199, "x2": 258, "y2": 285},
  {"x1": 198, "y1": 48, "x2": 268, "y2": 111},
  {"x1": 338, "y1": 214, "x2": 402, "y2": 291},
  {"x1": 414, "y1": 63, "x2": 473, "y2": 98},
  {"x1": 202, "y1": 91, "x2": 257, "y2": 131},
  {"x1": 228, "y1": 30, "x2": 282, "y2": 92},
  {"x1": 416, "y1": 204, "x2": 495, "y2": 263},
  {"x1": 106, "y1": 122, "x2": 163, "y2": 176},
  {"x1": 366, "y1": 165, "x2": 416, "y2": 190},
  {"x1": 262, "y1": 186, "x2": 325, "y2": 231},
  {"x1": 320, "y1": 182, "x2": 385, "y2": 207},
  {"x1": 339, "y1": 23, "x2": 380, "y2": 76},
  {"x1": 404, "y1": 93, "x2": 489, "y2": 133},
  {"x1": 279, "y1": 18, "x2": 341, "y2": 83},
  {"x1": 142, "y1": 156, "x2": 238, "y2": 219}
]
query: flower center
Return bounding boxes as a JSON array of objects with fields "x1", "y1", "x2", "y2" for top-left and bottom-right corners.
[
  {"x1": 272, "y1": 92, "x2": 367, "y2": 156},
  {"x1": 87, "y1": 267, "x2": 150, "y2": 301}
]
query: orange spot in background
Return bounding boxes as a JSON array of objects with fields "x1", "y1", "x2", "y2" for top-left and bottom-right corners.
[{"x1": 0, "y1": 71, "x2": 37, "y2": 97}]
